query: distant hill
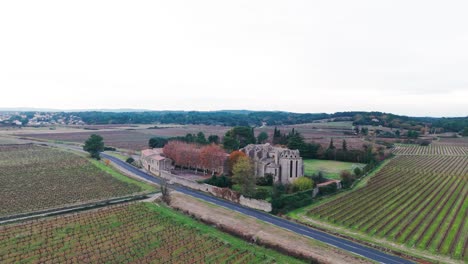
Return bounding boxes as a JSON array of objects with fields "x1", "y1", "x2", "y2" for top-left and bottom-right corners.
[
  {"x1": 68, "y1": 111, "x2": 468, "y2": 132},
  {"x1": 1, "y1": 108, "x2": 466, "y2": 132}
]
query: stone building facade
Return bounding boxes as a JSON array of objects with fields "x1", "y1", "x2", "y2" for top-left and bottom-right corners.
[
  {"x1": 240, "y1": 143, "x2": 304, "y2": 184},
  {"x1": 141, "y1": 148, "x2": 174, "y2": 176}
]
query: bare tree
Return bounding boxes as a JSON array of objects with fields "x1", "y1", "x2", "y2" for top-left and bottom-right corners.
[{"x1": 161, "y1": 183, "x2": 171, "y2": 205}]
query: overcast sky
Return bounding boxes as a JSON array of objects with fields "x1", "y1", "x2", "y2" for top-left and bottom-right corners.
[{"x1": 1, "y1": 1, "x2": 467, "y2": 117}]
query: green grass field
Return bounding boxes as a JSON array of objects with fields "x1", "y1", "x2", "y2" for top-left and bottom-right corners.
[
  {"x1": 90, "y1": 158, "x2": 155, "y2": 192},
  {"x1": 303, "y1": 159, "x2": 365, "y2": 180},
  {"x1": 103, "y1": 151, "x2": 131, "y2": 161}
]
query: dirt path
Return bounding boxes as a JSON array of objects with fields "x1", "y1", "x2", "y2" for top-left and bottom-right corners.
[{"x1": 168, "y1": 192, "x2": 373, "y2": 264}]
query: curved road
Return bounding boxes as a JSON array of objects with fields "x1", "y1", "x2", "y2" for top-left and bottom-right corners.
[{"x1": 102, "y1": 153, "x2": 412, "y2": 264}]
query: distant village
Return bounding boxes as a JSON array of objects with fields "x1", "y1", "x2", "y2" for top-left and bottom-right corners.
[{"x1": 0, "y1": 112, "x2": 84, "y2": 126}]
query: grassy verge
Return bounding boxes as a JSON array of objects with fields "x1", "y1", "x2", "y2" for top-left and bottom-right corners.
[
  {"x1": 104, "y1": 151, "x2": 130, "y2": 161},
  {"x1": 58, "y1": 146, "x2": 156, "y2": 193},
  {"x1": 169, "y1": 192, "x2": 378, "y2": 263},
  {"x1": 89, "y1": 158, "x2": 157, "y2": 193},
  {"x1": 47, "y1": 143, "x2": 155, "y2": 194},
  {"x1": 285, "y1": 212, "x2": 461, "y2": 264},
  {"x1": 144, "y1": 202, "x2": 306, "y2": 264}
]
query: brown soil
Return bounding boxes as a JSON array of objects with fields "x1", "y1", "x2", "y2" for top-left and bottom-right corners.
[
  {"x1": 15, "y1": 124, "x2": 372, "y2": 151},
  {"x1": 168, "y1": 192, "x2": 373, "y2": 264}
]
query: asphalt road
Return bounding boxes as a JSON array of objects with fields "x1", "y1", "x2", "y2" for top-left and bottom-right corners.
[{"x1": 102, "y1": 153, "x2": 414, "y2": 264}]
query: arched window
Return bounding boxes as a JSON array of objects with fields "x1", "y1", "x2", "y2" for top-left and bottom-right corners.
[
  {"x1": 295, "y1": 160, "x2": 298, "y2": 177},
  {"x1": 290, "y1": 160, "x2": 293, "y2": 177}
]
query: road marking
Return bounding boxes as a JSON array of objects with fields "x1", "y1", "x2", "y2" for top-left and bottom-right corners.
[{"x1": 102, "y1": 153, "x2": 413, "y2": 264}]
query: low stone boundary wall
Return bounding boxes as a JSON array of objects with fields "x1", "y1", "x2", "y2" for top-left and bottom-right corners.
[
  {"x1": 312, "y1": 187, "x2": 319, "y2": 197},
  {"x1": 0, "y1": 193, "x2": 152, "y2": 225},
  {"x1": 239, "y1": 196, "x2": 272, "y2": 212},
  {"x1": 158, "y1": 171, "x2": 272, "y2": 212}
]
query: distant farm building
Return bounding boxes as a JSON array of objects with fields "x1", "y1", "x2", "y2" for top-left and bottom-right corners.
[
  {"x1": 241, "y1": 143, "x2": 304, "y2": 184},
  {"x1": 141, "y1": 148, "x2": 174, "y2": 176}
]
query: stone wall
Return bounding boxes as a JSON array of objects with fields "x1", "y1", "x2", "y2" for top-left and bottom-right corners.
[
  {"x1": 312, "y1": 187, "x2": 319, "y2": 198},
  {"x1": 157, "y1": 170, "x2": 272, "y2": 212},
  {"x1": 160, "y1": 171, "x2": 215, "y2": 193},
  {"x1": 239, "y1": 196, "x2": 272, "y2": 212}
]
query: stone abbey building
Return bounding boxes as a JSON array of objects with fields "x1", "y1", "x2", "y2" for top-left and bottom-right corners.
[{"x1": 240, "y1": 143, "x2": 304, "y2": 184}]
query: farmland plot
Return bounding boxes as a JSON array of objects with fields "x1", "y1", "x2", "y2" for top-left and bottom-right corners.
[
  {"x1": 0, "y1": 144, "x2": 148, "y2": 218},
  {"x1": 0, "y1": 136, "x2": 27, "y2": 145},
  {"x1": 308, "y1": 145, "x2": 468, "y2": 261},
  {"x1": 433, "y1": 137, "x2": 468, "y2": 147},
  {"x1": 19, "y1": 125, "x2": 230, "y2": 151},
  {"x1": 0, "y1": 203, "x2": 303, "y2": 264},
  {"x1": 19, "y1": 130, "x2": 154, "y2": 151},
  {"x1": 392, "y1": 144, "x2": 468, "y2": 156},
  {"x1": 20, "y1": 123, "x2": 367, "y2": 151}
]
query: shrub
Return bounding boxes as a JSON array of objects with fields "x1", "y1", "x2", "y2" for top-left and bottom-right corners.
[
  {"x1": 90, "y1": 151, "x2": 101, "y2": 160},
  {"x1": 340, "y1": 170, "x2": 355, "y2": 189},
  {"x1": 311, "y1": 171, "x2": 327, "y2": 184},
  {"x1": 204, "y1": 175, "x2": 233, "y2": 188},
  {"x1": 126, "y1": 157, "x2": 135, "y2": 164},
  {"x1": 253, "y1": 187, "x2": 270, "y2": 200},
  {"x1": 232, "y1": 184, "x2": 242, "y2": 193},
  {"x1": 148, "y1": 137, "x2": 168, "y2": 148},
  {"x1": 318, "y1": 182, "x2": 338, "y2": 195},
  {"x1": 463, "y1": 127, "x2": 468, "y2": 137},
  {"x1": 292, "y1": 177, "x2": 314, "y2": 192},
  {"x1": 353, "y1": 167, "x2": 362, "y2": 177},
  {"x1": 272, "y1": 183, "x2": 287, "y2": 198},
  {"x1": 418, "y1": 140, "x2": 431, "y2": 146},
  {"x1": 272, "y1": 189, "x2": 314, "y2": 214},
  {"x1": 104, "y1": 146, "x2": 116, "y2": 151},
  {"x1": 362, "y1": 161, "x2": 377, "y2": 174},
  {"x1": 256, "y1": 173, "x2": 274, "y2": 186}
]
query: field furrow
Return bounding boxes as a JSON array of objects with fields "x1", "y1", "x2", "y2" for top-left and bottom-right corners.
[
  {"x1": 0, "y1": 144, "x2": 151, "y2": 218},
  {"x1": 307, "y1": 144, "x2": 468, "y2": 261},
  {"x1": 0, "y1": 203, "x2": 301, "y2": 263}
]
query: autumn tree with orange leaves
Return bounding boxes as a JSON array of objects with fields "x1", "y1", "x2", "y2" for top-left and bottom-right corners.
[
  {"x1": 163, "y1": 141, "x2": 227, "y2": 175},
  {"x1": 200, "y1": 144, "x2": 226, "y2": 175},
  {"x1": 228, "y1": 150, "x2": 247, "y2": 175}
]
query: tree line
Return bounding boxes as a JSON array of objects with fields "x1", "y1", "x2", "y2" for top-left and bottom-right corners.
[
  {"x1": 162, "y1": 141, "x2": 226, "y2": 175},
  {"x1": 71, "y1": 111, "x2": 328, "y2": 126},
  {"x1": 67, "y1": 110, "x2": 468, "y2": 132},
  {"x1": 273, "y1": 127, "x2": 380, "y2": 163},
  {"x1": 148, "y1": 132, "x2": 219, "y2": 148},
  {"x1": 5, "y1": 110, "x2": 467, "y2": 133},
  {"x1": 149, "y1": 126, "x2": 382, "y2": 164}
]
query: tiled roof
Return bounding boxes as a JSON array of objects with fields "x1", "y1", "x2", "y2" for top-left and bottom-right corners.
[
  {"x1": 141, "y1": 148, "x2": 163, "y2": 157},
  {"x1": 141, "y1": 148, "x2": 170, "y2": 162},
  {"x1": 317, "y1": 180, "x2": 341, "y2": 187},
  {"x1": 151, "y1": 155, "x2": 167, "y2": 161}
]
